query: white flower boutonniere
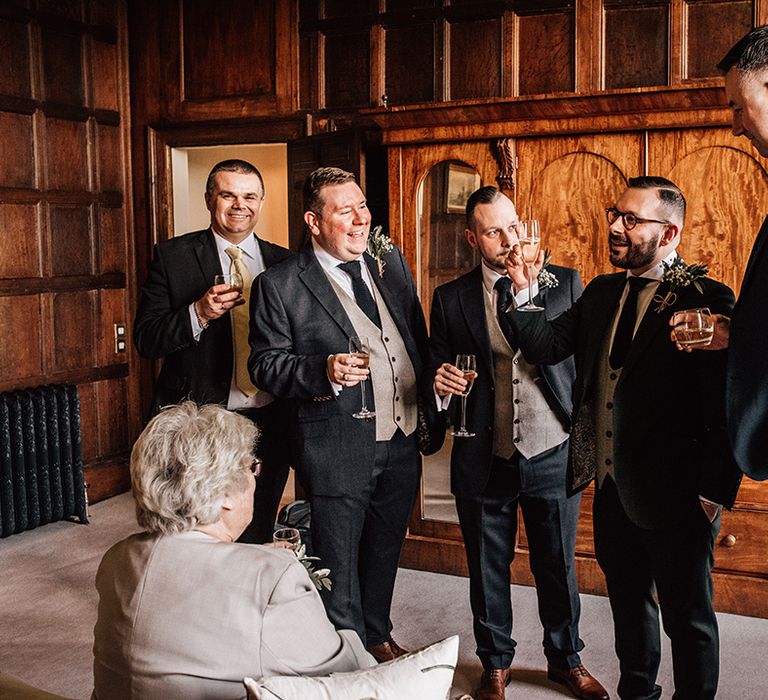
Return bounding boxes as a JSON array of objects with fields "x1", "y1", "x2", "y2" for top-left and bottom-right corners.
[
  {"x1": 366, "y1": 225, "x2": 394, "y2": 278},
  {"x1": 537, "y1": 249, "x2": 559, "y2": 290},
  {"x1": 654, "y1": 259, "x2": 708, "y2": 313},
  {"x1": 295, "y1": 543, "x2": 332, "y2": 591}
]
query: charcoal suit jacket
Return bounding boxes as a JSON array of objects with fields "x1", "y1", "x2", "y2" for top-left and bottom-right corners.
[
  {"x1": 428, "y1": 264, "x2": 582, "y2": 498},
  {"x1": 727, "y1": 215, "x2": 768, "y2": 481},
  {"x1": 510, "y1": 270, "x2": 743, "y2": 529},
  {"x1": 134, "y1": 228, "x2": 292, "y2": 414},
  {"x1": 248, "y1": 242, "x2": 435, "y2": 498}
]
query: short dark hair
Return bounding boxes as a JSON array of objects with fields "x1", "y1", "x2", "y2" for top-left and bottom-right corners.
[
  {"x1": 206, "y1": 159, "x2": 265, "y2": 198},
  {"x1": 718, "y1": 25, "x2": 768, "y2": 75},
  {"x1": 627, "y1": 176, "x2": 686, "y2": 224},
  {"x1": 465, "y1": 185, "x2": 503, "y2": 230},
  {"x1": 303, "y1": 167, "x2": 358, "y2": 216}
]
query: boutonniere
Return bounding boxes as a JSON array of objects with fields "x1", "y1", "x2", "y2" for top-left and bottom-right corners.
[
  {"x1": 653, "y1": 258, "x2": 708, "y2": 313},
  {"x1": 295, "y1": 543, "x2": 332, "y2": 591},
  {"x1": 366, "y1": 225, "x2": 393, "y2": 278},
  {"x1": 537, "y1": 248, "x2": 559, "y2": 290}
]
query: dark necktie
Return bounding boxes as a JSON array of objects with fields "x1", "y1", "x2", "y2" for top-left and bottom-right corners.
[
  {"x1": 609, "y1": 276, "x2": 651, "y2": 370},
  {"x1": 494, "y1": 276, "x2": 517, "y2": 349},
  {"x1": 338, "y1": 260, "x2": 381, "y2": 328}
]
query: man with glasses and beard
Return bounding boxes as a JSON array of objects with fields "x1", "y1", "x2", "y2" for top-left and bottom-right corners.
[{"x1": 507, "y1": 177, "x2": 742, "y2": 700}]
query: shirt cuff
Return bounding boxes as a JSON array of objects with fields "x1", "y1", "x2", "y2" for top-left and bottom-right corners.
[
  {"x1": 189, "y1": 303, "x2": 204, "y2": 341},
  {"x1": 513, "y1": 281, "x2": 539, "y2": 306},
  {"x1": 327, "y1": 355, "x2": 342, "y2": 396},
  {"x1": 434, "y1": 391, "x2": 451, "y2": 412},
  {"x1": 699, "y1": 495, "x2": 722, "y2": 508}
]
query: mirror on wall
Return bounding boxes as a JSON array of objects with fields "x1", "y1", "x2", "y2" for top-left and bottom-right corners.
[{"x1": 416, "y1": 160, "x2": 483, "y2": 524}]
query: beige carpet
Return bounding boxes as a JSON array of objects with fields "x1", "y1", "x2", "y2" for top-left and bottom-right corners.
[{"x1": 1, "y1": 493, "x2": 767, "y2": 699}]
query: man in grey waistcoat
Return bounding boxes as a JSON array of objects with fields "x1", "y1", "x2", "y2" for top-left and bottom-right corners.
[
  {"x1": 430, "y1": 186, "x2": 607, "y2": 700},
  {"x1": 248, "y1": 167, "x2": 432, "y2": 663}
]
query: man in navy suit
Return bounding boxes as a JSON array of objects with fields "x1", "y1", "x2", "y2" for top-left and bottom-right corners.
[
  {"x1": 679, "y1": 26, "x2": 768, "y2": 482},
  {"x1": 510, "y1": 177, "x2": 742, "y2": 700},
  {"x1": 248, "y1": 167, "x2": 432, "y2": 661},
  {"x1": 430, "y1": 187, "x2": 607, "y2": 700},
  {"x1": 134, "y1": 159, "x2": 292, "y2": 544}
]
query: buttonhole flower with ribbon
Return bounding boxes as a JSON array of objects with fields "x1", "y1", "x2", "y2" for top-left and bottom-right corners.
[
  {"x1": 366, "y1": 225, "x2": 393, "y2": 278},
  {"x1": 653, "y1": 259, "x2": 708, "y2": 313},
  {"x1": 537, "y1": 248, "x2": 559, "y2": 290},
  {"x1": 295, "y1": 543, "x2": 332, "y2": 591}
]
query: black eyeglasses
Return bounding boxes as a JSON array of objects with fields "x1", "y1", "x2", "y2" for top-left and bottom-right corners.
[
  {"x1": 606, "y1": 207, "x2": 670, "y2": 231},
  {"x1": 249, "y1": 458, "x2": 263, "y2": 479}
]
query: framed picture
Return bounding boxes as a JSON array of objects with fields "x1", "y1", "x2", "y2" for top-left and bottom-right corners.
[{"x1": 445, "y1": 162, "x2": 481, "y2": 214}]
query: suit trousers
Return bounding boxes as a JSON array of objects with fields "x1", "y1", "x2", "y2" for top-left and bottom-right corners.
[
  {"x1": 593, "y1": 477, "x2": 720, "y2": 700},
  {"x1": 455, "y1": 441, "x2": 584, "y2": 671},
  {"x1": 236, "y1": 402, "x2": 291, "y2": 544},
  {"x1": 310, "y1": 429, "x2": 420, "y2": 646}
]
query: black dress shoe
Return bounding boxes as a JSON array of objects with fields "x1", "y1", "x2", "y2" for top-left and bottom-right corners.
[{"x1": 548, "y1": 664, "x2": 610, "y2": 700}]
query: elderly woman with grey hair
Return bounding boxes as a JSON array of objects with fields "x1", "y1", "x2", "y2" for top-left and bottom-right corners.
[{"x1": 92, "y1": 402, "x2": 373, "y2": 700}]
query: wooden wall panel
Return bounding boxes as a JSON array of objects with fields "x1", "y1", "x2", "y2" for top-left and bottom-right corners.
[
  {"x1": 97, "y1": 288, "x2": 127, "y2": 367},
  {"x1": 324, "y1": 0, "x2": 376, "y2": 17},
  {"x1": 0, "y1": 112, "x2": 35, "y2": 189},
  {"x1": 0, "y1": 296, "x2": 42, "y2": 382},
  {"x1": 518, "y1": 11, "x2": 575, "y2": 95},
  {"x1": 91, "y1": 39, "x2": 120, "y2": 111},
  {"x1": 37, "y1": 0, "x2": 83, "y2": 21},
  {"x1": 604, "y1": 3, "x2": 669, "y2": 89},
  {"x1": 77, "y1": 381, "x2": 98, "y2": 464},
  {"x1": 98, "y1": 206, "x2": 126, "y2": 273},
  {"x1": 40, "y1": 28, "x2": 84, "y2": 106},
  {"x1": 49, "y1": 291, "x2": 96, "y2": 372},
  {"x1": 385, "y1": 23, "x2": 435, "y2": 105},
  {"x1": 97, "y1": 124, "x2": 123, "y2": 192},
  {"x1": 685, "y1": 1, "x2": 752, "y2": 79},
  {"x1": 181, "y1": 0, "x2": 275, "y2": 100},
  {"x1": 0, "y1": 203, "x2": 41, "y2": 278},
  {"x1": 96, "y1": 377, "x2": 129, "y2": 457},
  {"x1": 324, "y1": 29, "x2": 371, "y2": 108},
  {"x1": 89, "y1": 0, "x2": 119, "y2": 26},
  {"x1": 49, "y1": 205, "x2": 92, "y2": 276},
  {"x1": 45, "y1": 118, "x2": 89, "y2": 191},
  {"x1": 0, "y1": 16, "x2": 32, "y2": 99},
  {"x1": 449, "y1": 19, "x2": 501, "y2": 100}
]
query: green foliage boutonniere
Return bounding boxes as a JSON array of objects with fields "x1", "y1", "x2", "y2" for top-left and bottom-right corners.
[
  {"x1": 366, "y1": 225, "x2": 394, "y2": 278},
  {"x1": 295, "y1": 543, "x2": 332, "y2": 591},
  {"x1": 654, "y1": 259, "x2": 708, "y2": 313}
]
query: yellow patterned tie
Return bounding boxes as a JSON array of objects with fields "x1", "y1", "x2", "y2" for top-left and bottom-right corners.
[{"x1": 225, "y1": 246, "x2": 258, "y2": 397}]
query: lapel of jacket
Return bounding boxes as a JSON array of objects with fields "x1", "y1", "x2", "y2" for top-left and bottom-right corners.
[
  {"x1": 193, "y1": 229, "x2": 224, "y2": 288},
  {"x1": 457, "y1": 266, "x2": 494, "y2": 378},
  {"x1": 582, "y1": 274, "x2": 627, "y2": 389},
  {"x1": 735, "y1": 215, "x2": 768, "y2": 311},
  {"x1": 257, "y1": 236, "x2": 281, "y2": 269},
  {"x1": 297, "y1": 243, "x2": 357, "y2": 338}
]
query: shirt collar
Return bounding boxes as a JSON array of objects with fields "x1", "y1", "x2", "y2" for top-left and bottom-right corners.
[
  {"x1": 311, "y1": 237, "x2": 366, "y2": 274},
  {"x1": 480, "y1": 261, "x2": 506, "y2": 295},
  {"x1": 212, "y1": 230, "x2": 258, "y2": 260}
]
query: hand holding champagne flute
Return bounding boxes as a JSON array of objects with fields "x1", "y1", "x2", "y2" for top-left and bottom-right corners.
[
  {"x1": 451, "y1": 354, "x2": 477, "y2": 437},
  {"x1": 349, "y1": 336, "x2": 375, "y2": 419}
]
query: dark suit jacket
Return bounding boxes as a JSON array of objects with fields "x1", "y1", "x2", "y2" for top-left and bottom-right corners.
[
  {"x1": 511, "y1": 270, "x2": 742, "y2": 529},
  {"x1": 429, "y1": 264, "x2": 583, "y2": 498},
  {"x1": 248, "y1": 242, "x2": 430, "y2": 497},
  {"x1": 727, "y1": 215, "x2": 768, "y2": 480},
  {"x1": 134, "y1": 228, "x2": 292, "y2": 413}
]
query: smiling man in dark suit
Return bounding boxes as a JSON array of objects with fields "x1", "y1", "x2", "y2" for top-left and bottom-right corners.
[
  {"x1": 508, "y1": 177, "x2": 742, "y2": 700},
  {"x1": 430, "y1": 186, "x2": 607, "y2": 700},
  {"x1": 248, "y1": 166, "x2": 430, "y2": 662},
  {"x1": 134, "y1": 159, "x2": 292, "y2": 544}
]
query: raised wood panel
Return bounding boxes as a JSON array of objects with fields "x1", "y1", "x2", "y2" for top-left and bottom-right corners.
[
  {"x1": 0, "y1": 112, "x2": 35, "y2": 189},
  {"x1": 49, "y1": 205, "x2": 92, "y2": 276},
  {"x1": 0, "y1": 17, "x2": 32, "y2": 99},
  {"x1": 97, "y1": 206, "x2": 126, "y2": 273},
  {"x1": 181, "y1": 0, "x2": 274, "y2": 100},
  {"x1": 96, "y1": 288, "x2": 128, "y2": 367},
  {"x1": 0, "y1": 295, "x2": 42, "y2": 381},
  {"x1": 518, "y1": 11, "x2": 575, "y2": 96},
  {"x1": 0, "y1": 203, "x2": 41, "y2": 278},
  {"x1": 604, "y1": 4, "x2": 669, "y2": 89},
  {"x1": 449, "y1": 19, "x2": 501, "y2": 100},
  {"x1": 40, "y1": 28, "x2": 85, "y2": 106},
  {"x1": 97, "y1": 124, "x2": 122, "y2": 192},
  {"x1": 516, "y1": 133, "x2": 645, "y2": 283},
  {"x1": 95, "y1": 376, "x2": 129, "y2": 456},
  {"x1": 77, "y1": 381, "x2": 98, "y2": 464},
  {"x1": 91, "y1": 39, "x2": 119, "y2": 111},
  {"x1": 37, "y1": 0, "x2": 84, "y2": 21},
  {"x1": 324, "y1": 29, "x2": 370, "y2": 108},
  {"x1": 648, "y1": 128, "x2": 768, "y2": 295},
  {"x1": 45, "y1": 118, "x2": 89, "y2": 191},
  {"x1": 324, "y1": 0, "x2": 376, "y2": 18},
  {"x1": 49, "y1": 290, "x2": 96, "y2": 372},
  {"x1": 385, "y1": 23, "x2": 435, "y2": 106},
  {"x1": 685, "y1": 1, "x2": 752, "y2": 80}
]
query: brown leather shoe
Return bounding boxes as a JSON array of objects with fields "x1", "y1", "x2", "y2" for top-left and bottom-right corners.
[
  {"x1": 476, "y1": 668, "x2": 511, "y2": 700},
  {"x1": 548, "y1": 664, "x2": 610, "y2": 700},
  {"x1": 366, "y1": 637, "x2": 409, "y2": 663}
]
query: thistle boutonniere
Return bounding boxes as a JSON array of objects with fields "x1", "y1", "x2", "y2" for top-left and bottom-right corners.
[
  {"x1": 366, "y1": 225, "x2": 393, "y2": 277},
  {"x1": 653, "y1": 258, "x2": 708, "y2": 313},
  {"x1": 295, "y1": 543, "x2": 332, "y2": 591},
  {"x1": 536, "y1": 248, "x2": 559, "y2": 290}
]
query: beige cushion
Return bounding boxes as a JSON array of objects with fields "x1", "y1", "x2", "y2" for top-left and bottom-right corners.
[
  {"x1": 0, "y1": 672, "x2": 76, "y2": 700},
  {"x1": 244, "y1": 635, "x2": 459, "y2": 700}
]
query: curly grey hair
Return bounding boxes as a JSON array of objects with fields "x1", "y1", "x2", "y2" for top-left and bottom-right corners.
[{"x1": 130, "y1": 402, "x2": 259, "y2": 535}]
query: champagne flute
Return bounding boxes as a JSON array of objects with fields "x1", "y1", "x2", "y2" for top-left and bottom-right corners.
[
  {"x1": 349, "y1": 336, "x2": 375, "y2": 419},
  {"x1": 671, "y1": 307, "x2": 714, "y2": 347},
  {"x1": 273, "y1": 527, "x2": 301, "y2": 550},
  {"x1": 451, "y1": 354, "x2": 477, "y2": 438},
  {"x1": 517, "y1": 220, "x2": 544, "y2": 312}
]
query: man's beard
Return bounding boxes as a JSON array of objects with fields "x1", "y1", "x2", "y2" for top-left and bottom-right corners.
[{"x1": 609, "y1": 233, "x2": 660, "y2": 270}]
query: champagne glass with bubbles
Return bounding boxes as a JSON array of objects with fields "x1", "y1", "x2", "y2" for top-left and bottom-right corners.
[
  {"x1": 350, "y1": 336, "x2": 375, "y2": 419},
  {"x1": 517, "y1": 220, "x2": 544, "y2": 312},
  {"x1": 451, "y1": 354, "x2": 477, "y2": 438}
]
